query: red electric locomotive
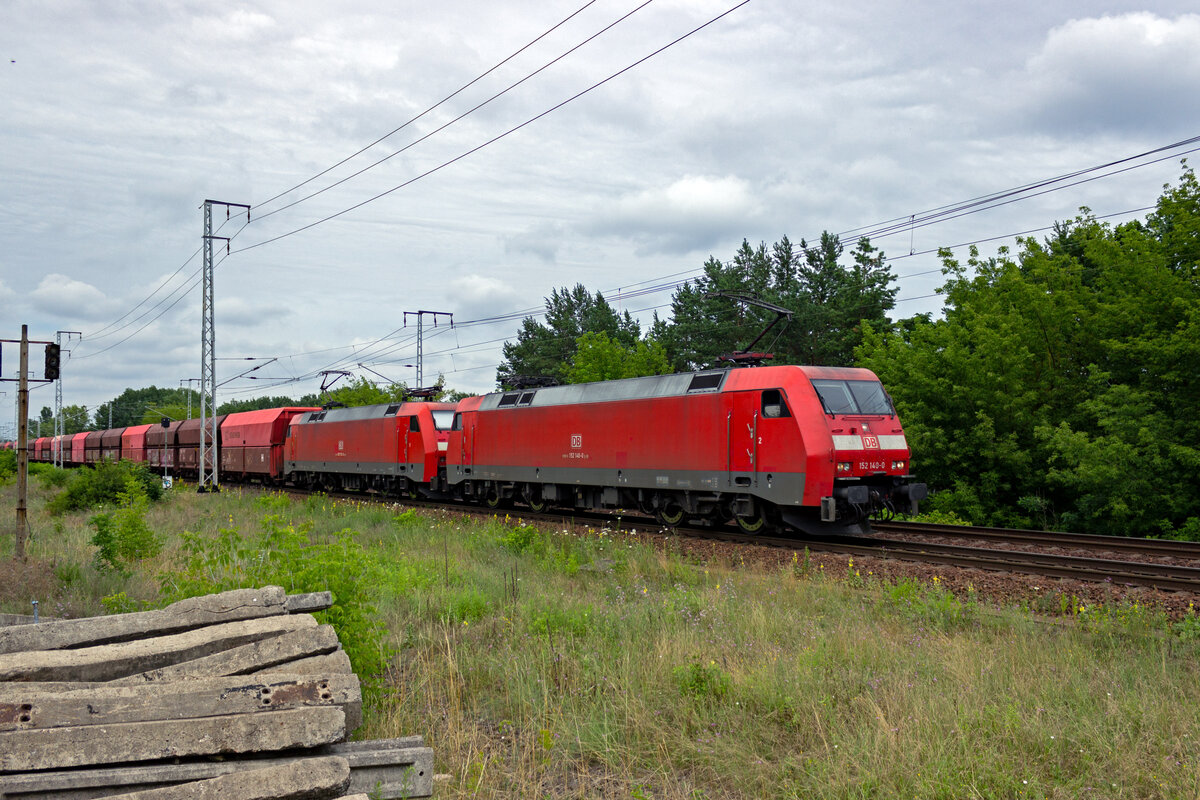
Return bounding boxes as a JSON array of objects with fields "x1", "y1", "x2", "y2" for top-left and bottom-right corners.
[
  {"x1": 285, "y1": 401, "x2": 456, "y2": 495},
  {"x1": 447, "y1": 365, "x2": 926, "y2": 534}
]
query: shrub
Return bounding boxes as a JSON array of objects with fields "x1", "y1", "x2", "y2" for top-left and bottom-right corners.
[
  {"x1": 161, "y1": 513, "x2": 393, "y2": 693},
  {"x1": 89, "y1": 477, "x2": 162, "y2": 574},
  {"x1": 48, "y1": 460, "x2": 163, "y2": 515},
  {"x1": 0, "y1": 449, "x2": 15, "y2": 482}
]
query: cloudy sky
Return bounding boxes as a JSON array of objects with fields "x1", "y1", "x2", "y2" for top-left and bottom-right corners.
[{"x1": 2, "y1": 0, "x2": 1198, "y2": 434}]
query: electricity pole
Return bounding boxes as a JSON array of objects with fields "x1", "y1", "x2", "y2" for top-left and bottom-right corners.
[
  {"x1": 199, "y1": 199, "x2": 249, "y2": 493},
  {"x1": 1, "y1": 325, "x2": 55, "y2": 561},
  {"x1": 181, "y1": 378, "x2": 200, "y2": 419},
  {"x1": 403, "y1": 310, "x2": 453, "y2": 389}
]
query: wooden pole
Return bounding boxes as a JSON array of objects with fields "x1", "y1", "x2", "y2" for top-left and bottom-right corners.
[{"x1": 16, "y1": 324, "x2": 29, "y2": 561}]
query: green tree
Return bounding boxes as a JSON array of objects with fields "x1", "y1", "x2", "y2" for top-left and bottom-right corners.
[
  {"x1": 668, "y1": 235, "x2": 897, "y2": 370},
  {"x1": 99, "y1": 386, "x2": 196, "y2": 428},
  {"x1": 567, "y1": 331, "x2": 673, "y2": 383},
  {"x1": 498, "y1": 285, "x2": 640, "y2": 386},
  {"x1": 857, "y1": 163, "x2": 1200, "y2": 536}
]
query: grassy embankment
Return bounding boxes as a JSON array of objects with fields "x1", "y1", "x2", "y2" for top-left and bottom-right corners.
[{"x1": 2, "y1": 465, "x2": 1199, "y2": 799}]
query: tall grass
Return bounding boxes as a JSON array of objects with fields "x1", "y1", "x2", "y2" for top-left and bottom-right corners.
[{"x1": 2, "y1": 478, "x2": 1198, "y2": 799}]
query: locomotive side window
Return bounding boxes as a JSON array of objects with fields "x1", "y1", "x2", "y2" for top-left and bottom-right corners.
[
  {"x1": 687, "y1": 372, "x2": 725, "y2": 393},
  {"x1": 409, "y1": 416, "x2": 421, "y2": 432},
  {"x1": 451, "y1": 413, "x2": 463, "y2": 431},
  {"x1": 761, "y1": 389, "x2": 792, "y2": 418},
  {"x1": 517, "y1": 392, "x2": 536, "y2": 406},
  {"x1": 498, "y1": 393, "x2": 520, "y2": 407}
]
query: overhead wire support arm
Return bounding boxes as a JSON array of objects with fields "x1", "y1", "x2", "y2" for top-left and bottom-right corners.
[{"x1": 403, "y1": 311, "x2": 453, "y2": 389}]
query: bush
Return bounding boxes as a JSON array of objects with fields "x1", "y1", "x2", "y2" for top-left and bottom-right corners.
[
  {"x1": 0, "y1": 449, "x2": 15, "y2": 482},
  {"x1": 161, "y1": 513, "x2": 393, "y2": 692},
  {"x1": 90, "y1": 478, "x2": 162, "y2": 574},
  {"x1": 48, "y1": 460, "x2": 163, "y2": 515}
]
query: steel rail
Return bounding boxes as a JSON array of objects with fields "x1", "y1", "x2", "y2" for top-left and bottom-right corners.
[{"x1": 874, "y1": 521, "x2": 1200, "y2": 559}]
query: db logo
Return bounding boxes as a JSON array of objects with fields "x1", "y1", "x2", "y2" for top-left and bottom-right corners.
[
  {"x1": 863, "y1": 435, "x2": 880, "y2": 449},
  {"x1": 570, "y1": 434, "x2": 582, "y2": 449}
]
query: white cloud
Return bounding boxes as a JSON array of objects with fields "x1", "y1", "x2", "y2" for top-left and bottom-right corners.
[
  {"x1": 29, "y1": 275, "x2": 118, "y2": 320},
  {"x1": 1019, "y1": 13, "x2": 1200, "y2": 134},
  {"x1": 445, "y1": 274, "x2": 528, "y2": 322},
  {"x1": 584, "y1": 175, "x2": 763, "y2": 255}
]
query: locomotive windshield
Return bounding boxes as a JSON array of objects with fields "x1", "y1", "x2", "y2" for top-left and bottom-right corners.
[
  {"x1": 812, "y1": 379, "x2": 894, "y2": 416},
  {"x1": 432, "y1": 410, "x2": 456, "y2": 431}
]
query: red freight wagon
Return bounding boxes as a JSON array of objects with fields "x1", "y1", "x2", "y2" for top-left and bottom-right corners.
[
  {"x1": 220, "y1": 407, "x2": 318, "y2": 482},
  {"x1": 176, "y1": 416, "x2": 226, "y2": 475},
  {"x1": 146, "y1": 420, "x2": 183, "y2": 471},
  {"x1": 32, "y1": 437, "x2": 49, "y2": 462},
  {"x1": 70, "y1": 432, "x2": 89, "y2": 466},
  {"x1": 286, "y1": 402, "x2": 456, "y2": 494},
  {"x1": 49, "y1": 435, "x2": 68, "y2": 464},
  {"x1": 121, "y1": 424, "x2": 153, "y2": 463},
  {"x1": 447, "y1": 365, "x2": 926, "y2": 535},
  {"x1": 100, "y1": 428, "x2": 127, "y2": 462},
  {"x1": 84, "y1": 431, "x2": 104, "y2": 465}
]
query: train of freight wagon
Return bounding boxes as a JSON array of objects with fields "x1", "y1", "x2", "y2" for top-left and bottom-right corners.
[{"x1": 13, "y1": 365, "x2": 927, "y2": 535}]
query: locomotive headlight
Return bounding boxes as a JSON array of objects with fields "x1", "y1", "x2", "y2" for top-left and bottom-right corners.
[
  {"x1": 892, "y1": 460, "x2": 907, "y2": 471},
  {"x1": 837, "y1": 462, "x2": 853, "y2": 473}
]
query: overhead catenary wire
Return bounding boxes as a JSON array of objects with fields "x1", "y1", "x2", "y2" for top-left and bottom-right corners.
[
  {"x1": 251, "y1": 0, "x2": 605, "y2": 214},
  {"x1": 230, "y1": 1, "x2": 753, "y2": 255},
  {"x1": 251, "y1": 0, "x2": 660, "y2": 224}
]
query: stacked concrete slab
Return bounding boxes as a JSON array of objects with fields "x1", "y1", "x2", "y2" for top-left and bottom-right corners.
[{"x1": 0, "y1": 587, "x2": 433, "y2": 800}]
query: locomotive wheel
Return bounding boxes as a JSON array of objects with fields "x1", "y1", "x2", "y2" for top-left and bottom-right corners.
[
  {"x1": 484, "y1": 487, "x2": 505, "y2": 509},
  {"x1": 735, "y1": 501, "x2": 776, "y2": 534},
  {"x1": 655, "y1": 498, "x2": 686, "y2": 528},
  {"x1": 524, "y1": 486, "x2": 548, "y2": 513}
]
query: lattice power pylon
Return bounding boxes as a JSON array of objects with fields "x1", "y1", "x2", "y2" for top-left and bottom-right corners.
[{"x1": 199, "y1": 200, "x2": 249, "y2": 493}]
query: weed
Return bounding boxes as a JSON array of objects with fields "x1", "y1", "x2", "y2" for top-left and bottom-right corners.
[
  {"x1": 89, "y1": 477, "x2": 162, "y2": 575},
  {"x1": 1174, "y1": 604, "x2": 1200, "y2": 640},
  {"x1": 673, "y1": 660, "x2": 731, "y2": 700},
  {"x1": 443, "y1": 588, "x2": 489, "y2": 625},
  {"x1": 500, "y1": 522, "x2": 538, "y2": 553},
  {"x1": 528, "y1": 602, "x2": 594, "y2": 638}
]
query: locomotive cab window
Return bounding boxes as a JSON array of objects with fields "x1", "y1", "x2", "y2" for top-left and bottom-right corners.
[
  {"x1": 812, "y1": 379, "x2": 895, "y2": 416},
  {"x1": 761, "y1": 389, "x2": 791, "y2": 418},
  {"x1": 408, "y1": 416, "x2": 421, "y2": 432}
]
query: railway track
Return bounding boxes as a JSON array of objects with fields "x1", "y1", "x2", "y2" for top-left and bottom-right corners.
[
  {"x1": 874, "y1": 520, "x2": 1200, "y2": 560},
  {"x1": 285, "y1": 487, "x2": 1200, "y2": 594}
]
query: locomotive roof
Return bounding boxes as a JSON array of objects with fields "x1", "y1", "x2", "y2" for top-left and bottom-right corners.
[{"x1": 479, "y1": 365, "x2": 882, "y2": 411}]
